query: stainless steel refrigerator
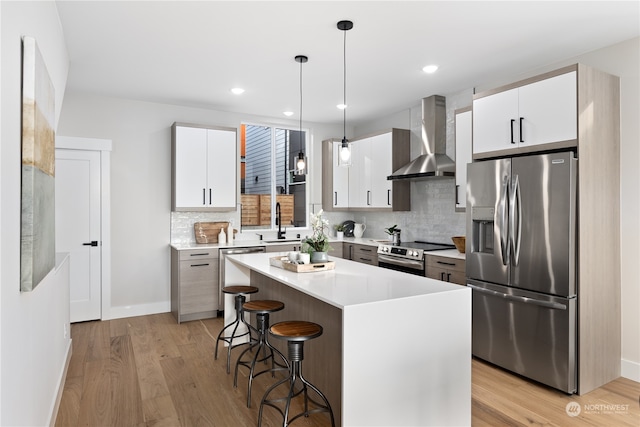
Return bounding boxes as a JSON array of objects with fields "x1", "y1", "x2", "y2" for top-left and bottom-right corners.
[{"x1": 466, "y1": 151, "x2": 577, "y2": 394}]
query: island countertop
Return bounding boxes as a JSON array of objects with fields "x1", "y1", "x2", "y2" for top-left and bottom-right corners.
[
  {"x1": 226, "y1": 252, "x2": 463, "y2": 309},
  {"x1": 223, "y1": 251, "x2": 471, "y2": 426}
]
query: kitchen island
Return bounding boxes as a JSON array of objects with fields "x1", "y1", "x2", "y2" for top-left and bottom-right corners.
[{"x1": 224, "y1": 252, "x2": 471, "y2": 426}]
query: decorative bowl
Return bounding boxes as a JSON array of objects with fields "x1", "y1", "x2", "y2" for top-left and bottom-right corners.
[{"x1": 451, "y1": 236, "x2": 466, "y2": 253}]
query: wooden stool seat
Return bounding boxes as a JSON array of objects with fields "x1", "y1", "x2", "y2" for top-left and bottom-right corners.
[
  {"x1": 269, "y1": 320, "x2": 323, "y2": 341},
  {"x1": 243, "y1": 300, "x2": 285, "y2": 314},
  {"x1": 222, "y1": 285, "x2": 259, "y2": 295}
]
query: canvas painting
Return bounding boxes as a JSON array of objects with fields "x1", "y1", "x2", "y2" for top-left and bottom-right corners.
[{"x1": 21, "y1": 36, "x2": 56, "y2": 292}]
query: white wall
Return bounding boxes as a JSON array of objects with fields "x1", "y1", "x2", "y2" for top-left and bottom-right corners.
[
  {"x1": 0, "y1": 1, "x2": 72, "y2": 425},
  {"x1": 57, "y1": 92, "x2": 342, "y2": 319}
]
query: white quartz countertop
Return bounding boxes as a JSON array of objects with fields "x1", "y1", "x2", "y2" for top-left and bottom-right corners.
[
  {"x1": 225, "y1": 252, "x2": 464, "y2": 309},
  {"x1": 170, "y1": 237, "x2": 465, "y2": 259}
]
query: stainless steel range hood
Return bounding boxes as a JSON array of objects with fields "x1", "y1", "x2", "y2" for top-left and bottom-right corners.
[{"x1": 387, "y1": 95, "x2": 455, "y2": 180}]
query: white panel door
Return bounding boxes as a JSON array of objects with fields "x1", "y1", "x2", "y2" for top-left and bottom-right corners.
[
  {"x1": 175, "y1": 126, "x2": 207, "y2": 208},
  {"x1": 518, "y1": 71, "x2": 577, "y2": 147},
  {"x1": 473, "y1": 87, "x2": 519, "y2": 154},
  {"x1": 55, "y1": 149, "x2": 101, "y2": 322},
  {"x1": 332, "y1": 140, "x2": 349, "y2": 207},
  {"x1": 207, "y1": 128, "x2": 236, "y2": 208},
  {"x1": 369, "y1": 133, "x2": 393, "y2": 207}
]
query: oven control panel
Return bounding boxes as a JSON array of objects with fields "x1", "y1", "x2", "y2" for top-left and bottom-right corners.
[{"x1": 378, "y1": 244, "x2": 424, "y2": 259}]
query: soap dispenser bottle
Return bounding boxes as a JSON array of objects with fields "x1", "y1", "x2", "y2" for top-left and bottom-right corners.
[
  {"x1": 227, "y1": 222, "x2": 234, "y2": 244},
  {"x1": 218, "y1": 227, "x2": 226, "y2": 245}
]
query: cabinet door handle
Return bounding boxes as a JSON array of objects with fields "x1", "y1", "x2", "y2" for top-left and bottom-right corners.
[
  {"x1": 190, "y1": 263, "x2": 209, "y2": 267},
  {"x1": 455, "y1": 185, "x2": 459, "y2": 205},
  {"x1": 360, "y1": 258, "x2": 372, "y2": 262},
  {"x1": 209, "y1": 188, "x2": 212, "y2": 205},
  {"x1": 436, "y1": 260, "x2": 456, "y2": 266},
  {"x1": 447, "y1": 273, "x2": 452, "y2": 282},
  {"x1": 510, "y1": 119, "x2": 516, "y2": 144},
  {"x1": 349, "y1": 245, "x2": 353, "y2": 260},
  {"x1": 387, "y1": 189, "x2": 391, "y2": 206},
  {"x1": 367, "y1": 190, "x2": 371, "y2": 206},
  {"x1": 203, "y1": 188, "x2": 206, "y2": 205},
  {"x1": 360, "y1": 248, "x2": 372, "y2": 252},
  {"x1": 441, "y1": 272, "x2": 445, "y2": 281},
  {"x1": 334, "y1": 191, "x2": 338, "y2": 206},
  {"x1": 519, "y1": 117, "x2": 524, "y2": 143},
  {"x1": 190, "y1": 252, "x2": 210, "y2": 256}
]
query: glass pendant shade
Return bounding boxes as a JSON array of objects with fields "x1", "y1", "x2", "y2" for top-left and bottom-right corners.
[
  {"x1": 296, "y1": 151, "x2": 306, "y2": 174},
  {"x1": 338, "y1": 138, "x2": 351, "y2": 166}
]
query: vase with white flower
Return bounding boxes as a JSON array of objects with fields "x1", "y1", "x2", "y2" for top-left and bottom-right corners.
[{"x1": 302, "y1": 209, "x2": 332, "y2": 263}]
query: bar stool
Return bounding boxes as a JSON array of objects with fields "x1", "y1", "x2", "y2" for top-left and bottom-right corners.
[
  {"x1": 214, "y1": 285, "x2": 259, "y2": 373},
  {"x1": 258, "y1": 321, "x2": 335, "y2": 427},
  {"x1": 233, "y1": 300, "x2": 289, "y2": 408}
]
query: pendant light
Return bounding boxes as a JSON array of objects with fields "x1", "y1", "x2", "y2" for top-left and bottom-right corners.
[
  {"x1": 295, "y1": 55, "x2": 308, "y2": 175},
  {"x1": 337, "y1": 20, "x2": 353, "y2": 166}
]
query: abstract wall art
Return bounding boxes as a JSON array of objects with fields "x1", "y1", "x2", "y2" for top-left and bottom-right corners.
[{"x1": 21, "y1": 36, "x2": 56, "y2": 292}]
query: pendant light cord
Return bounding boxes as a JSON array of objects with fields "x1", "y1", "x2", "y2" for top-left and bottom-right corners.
[
  {"x1": 343, "y1": 27, "x2": 347, "y2": 142},
  {"x1": 299, "y1": 56, "x2": 303, "y2": 152}
]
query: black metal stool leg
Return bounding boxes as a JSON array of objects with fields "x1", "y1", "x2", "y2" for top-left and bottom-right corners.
[
  {"x1": 234, "y1": 312, "x2": 289, "y2": 408},
  {"x1": 214, "y1": 294, "x2": 255, "y2": 373}
]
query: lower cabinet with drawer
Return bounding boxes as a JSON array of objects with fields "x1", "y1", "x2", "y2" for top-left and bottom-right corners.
[
  {"x1": 344, "y1": 243, "x2": 378, "y2": 266},
  {"x1": 171, "y1": 247, "x2": 219, "y2": 323},
  {"x1": 425, "y1": 254, "x2": 466, "y2": 285},
  {"x1": 328, "y1": 242, "x2": 343, "y2": 258}
]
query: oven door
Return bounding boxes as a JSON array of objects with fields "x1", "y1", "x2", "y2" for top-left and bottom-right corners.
[{"x1": 377, "y1": 253, "x2": 425, "y2": 276}]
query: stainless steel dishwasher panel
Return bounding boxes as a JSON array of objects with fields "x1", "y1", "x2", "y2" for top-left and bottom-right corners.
[{"x1": 218, "y1": 246, "x2": 266, "y2": 311}]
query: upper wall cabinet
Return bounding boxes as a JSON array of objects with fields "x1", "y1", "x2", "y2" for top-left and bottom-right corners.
[
  {"x1": 172, "y1": 122, "x2": 237, "y2": 211},
  {"x1": 454, "y1": 108, "x2": 472, "y2": 212},
  {"x1": 322, "y1": 128, "x2": 410, "y2": 212},
  {"x1": 473, "y1": 69, "x2": 577, "y2": 158}
]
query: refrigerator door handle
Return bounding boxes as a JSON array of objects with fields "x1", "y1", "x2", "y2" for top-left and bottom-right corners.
[
  {"x1": 468, "y1": 284, "x2": 568, "y2": 310},
  {"x1": 509, "y1": 174, "x2": 522, "y2": 265},
  {"x1": 499, "y1": 175, "x2": 510, "y2": 265}
]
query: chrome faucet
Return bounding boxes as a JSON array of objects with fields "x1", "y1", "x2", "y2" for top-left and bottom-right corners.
[{"x1": 276, "y1": 202, "x2": 285, "y2": 239}]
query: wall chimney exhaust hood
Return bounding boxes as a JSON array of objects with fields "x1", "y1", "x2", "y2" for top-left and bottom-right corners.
[{"x1": 387, "y1": 95, "x2": 455, "y2": 181}]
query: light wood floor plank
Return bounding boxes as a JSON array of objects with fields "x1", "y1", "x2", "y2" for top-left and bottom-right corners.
[{"x1": 56, "y1": 313, "x2": 640, "y2": 427}]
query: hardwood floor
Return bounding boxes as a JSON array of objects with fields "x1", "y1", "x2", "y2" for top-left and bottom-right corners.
[{"x1": 55, "y1": 313, "x2": 640, "y2": 426}]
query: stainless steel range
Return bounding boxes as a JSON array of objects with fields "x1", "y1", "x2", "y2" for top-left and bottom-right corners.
[{"x1": 377, "y1": 241, "x2": 456, "y2": 276}]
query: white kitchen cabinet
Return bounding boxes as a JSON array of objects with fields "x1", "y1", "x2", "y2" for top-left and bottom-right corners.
[
  {"x1": 322, "y1": 129, "x2": 410, "y2": 211},
  {"x1": 330, "y1": 139, "x2": 350, "y2": 208},
  {"x1": 172, "y1": 122, "x2": 237, "y2": 211},
  {"x1": 455, "y1": 108, "x2": 472, "y2": 212},
  {"x1": 473, "y1": 70, "x2": 577, "y2": 157}
]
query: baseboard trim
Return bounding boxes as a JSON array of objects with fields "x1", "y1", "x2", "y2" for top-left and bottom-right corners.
[
  {"x1": 621, "y1": 358, "x2": 640, "y2": 383},
  {"x1": 107, "y1": 301, "x2": 171, "y2": 320},
  {"x1": 49, "y1": 339, "x2": 72, "y2": 427}
]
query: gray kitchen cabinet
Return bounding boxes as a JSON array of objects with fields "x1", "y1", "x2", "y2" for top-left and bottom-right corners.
[
  {"x1": 327, "y1": 241, "x2": 343, "y2": 258},
  {"x1": 425, "y1": 254, "x2": 466, "y2": 286},
  {"x1": 344, "y1": 243, "x2": 378, "y2": 266},
  {"x1": 265, "y1": 242, "x2": 303, "y2": 253},
  {"x1": 454, "y1": 108, "x2": 472, "y2": 212},
  {"x1": 473, "y1": 69, "x2": 577, "y2": 158},
  {"x1": 171, "y1": 122, "x2": 237, "y2": 211},
  {"x1": 322, "y1": 128, "x2": 411, "y2": 211},
  {"x1": 171, "y1": 247, "x2": 219, "y2": 323}
]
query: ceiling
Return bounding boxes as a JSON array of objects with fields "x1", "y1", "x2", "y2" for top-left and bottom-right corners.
[{"x1": 56, "y1": 1, "x2": 639, "y2": 126}]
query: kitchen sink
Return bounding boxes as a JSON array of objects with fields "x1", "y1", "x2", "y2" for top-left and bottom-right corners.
[{"x1": 264, "y1": 239, "x2": 301, "y2": 244}]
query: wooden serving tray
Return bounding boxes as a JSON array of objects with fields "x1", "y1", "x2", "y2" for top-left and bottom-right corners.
[{"x1": 269, "y1": 256, "x2": 335, "y2": 273}]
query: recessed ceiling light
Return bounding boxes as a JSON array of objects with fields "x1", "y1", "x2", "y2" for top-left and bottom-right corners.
[
  {"x1": 337, "y1": 104, "x2": 347, "y2": 110},
  {"x1": 231, "y1": 87, "x2": 245, "y2": 95},
  {"x1": 283, "y1": 111, "x2": 294, "y2": 116},
  {"x1": 422, "y1": 65, "x2": 438, "y2": 74}
]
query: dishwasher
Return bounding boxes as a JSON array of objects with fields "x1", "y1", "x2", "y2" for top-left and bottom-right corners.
[{"x1": 218, "y1": 246, "x2": 266, "y2": 312}]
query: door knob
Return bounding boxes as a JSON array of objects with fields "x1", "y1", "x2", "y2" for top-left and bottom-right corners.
[{"x1": 82, "y1": 241, "x2": 98, "y2": 247}]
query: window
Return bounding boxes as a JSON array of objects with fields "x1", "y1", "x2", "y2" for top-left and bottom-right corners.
[{"x1": 240, "y1": 123, "x2": 307, "y2": 231}]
